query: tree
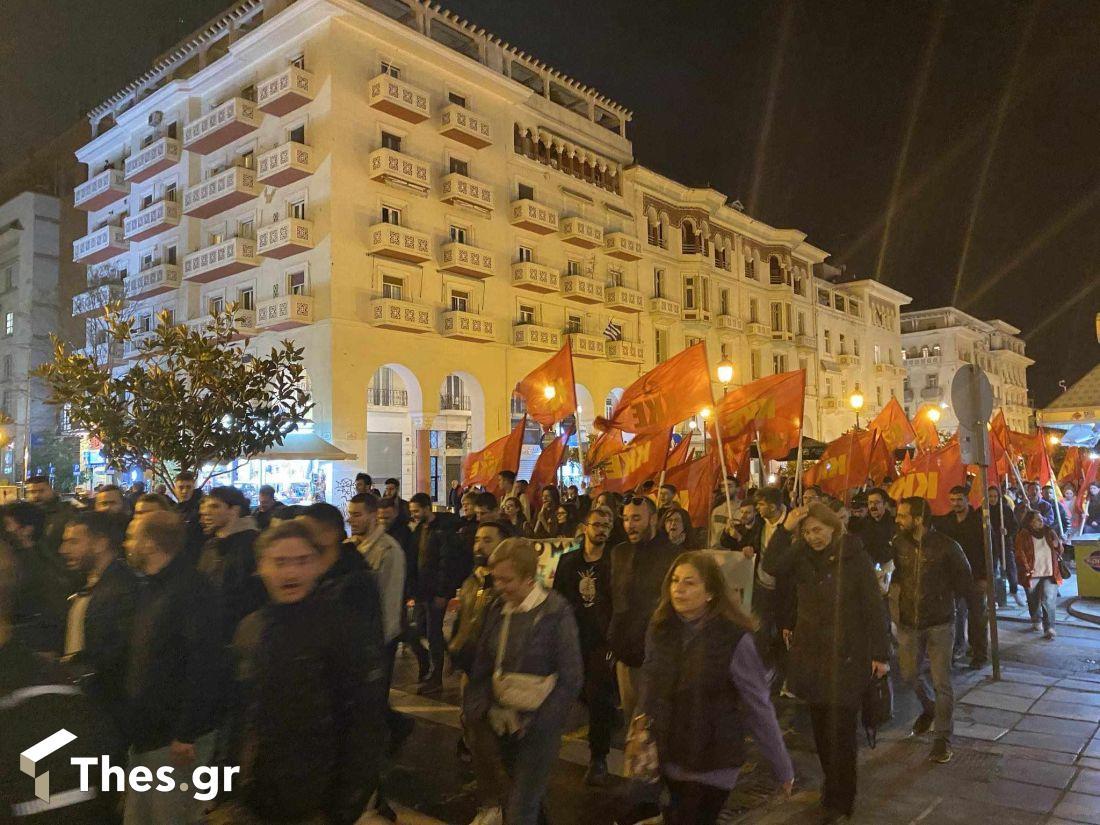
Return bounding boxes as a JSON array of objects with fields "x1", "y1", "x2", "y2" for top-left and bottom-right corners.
[{"x1": 35, "y1": 305, "x2": 313, "y2": 492}]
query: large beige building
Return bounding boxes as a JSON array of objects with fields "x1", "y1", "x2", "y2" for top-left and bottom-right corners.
[
  {"x1": 71, "y1": 0, "x2": 911, "y2": 501},
  {"x1": 901, "y1": 307, "x2": 1033, "y2": 433}
]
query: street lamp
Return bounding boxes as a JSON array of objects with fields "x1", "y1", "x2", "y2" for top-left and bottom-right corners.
[
  {"x1": 1047, "y1": 434, "x2": 1061, "y2": 447},
  {"x1": 926, "y1": 406, "x2": 941, "y2": 424},
  {"x1": 543, "y1": 385, "x2": 556, "y2": 400},
  {"x1": 848, "y1": 387, "x2": 865, "y2": 430},
  {"x1": 699, "y1": 406, "x2": 711, "y2": 451},
  {"x1": 716, "y1": 358, "x2": 735, "y2": 391}
]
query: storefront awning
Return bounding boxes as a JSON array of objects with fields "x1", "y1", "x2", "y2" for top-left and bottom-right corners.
[
  {"x1": 253, "y1": 432, "x2": 357, "y2": 461},
  {"x1": 1059, "y1": 424, "x2": 1100, "y2": 449}
]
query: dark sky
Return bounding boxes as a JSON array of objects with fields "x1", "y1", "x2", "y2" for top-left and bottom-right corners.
[{"x1": 4, "y1": 0, "x2": 1098, "y2": 406}]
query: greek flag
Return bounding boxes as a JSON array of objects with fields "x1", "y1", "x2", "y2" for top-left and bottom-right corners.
[{"x1": 604, "y1": 320, "x2": 623, "y2": 341}]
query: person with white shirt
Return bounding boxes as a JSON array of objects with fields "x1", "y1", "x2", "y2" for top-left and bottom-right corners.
[{"x1": 1014, "y1": 509, "x2": 1065, "y2": 640}]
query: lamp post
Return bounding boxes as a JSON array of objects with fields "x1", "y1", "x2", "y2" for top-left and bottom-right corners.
[
  {"x1": 716, "y1": 358, "x2": 734, "y2": 394},
  {"x1": 700, "y1": 406, "x2": 711, "y2": 452},
  {"x1": 926, "y1": 405, "x2": 941, "y2": 425},
  {"x1": 849, "y1": 386, "x2": 865, "y2": 430}
]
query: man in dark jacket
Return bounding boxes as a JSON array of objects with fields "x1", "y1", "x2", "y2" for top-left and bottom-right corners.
[
  {"x1": 123, "y1": 510, "x2": 223, "y2": 824},
  {"x1": 892, "y1": 496, "x2": 973, "y2": 765},
  {"x1": 253, "y1": 484, "x2": 286, "y2": 531},
  {"x1": 198, "y1": 486, "x2": 265, "y2": 644},
  {"x1": 24, "y1": 475, "x2": 75, "y2": 561},
  {"x1": 3, "y1": 501, "x2": 73, "y2": 654},
  {"x1": 609, "y1": 496, "x2": 677, "y2": 723},
  {"x1": 173, "y1": 470, "x2": 206, "y2": 565},
  {"x1": 933, "y1": 486, "x2": 988, "y2": 668},
  {"x1": 849, "y1": 487, "x2": 896, "y2": 566},
  {"x1": 989, "y1": 485, "x2": 1025, "y2": 607},
  {"x1": 218, "y1": 519, "x2": 386, "y2": 825},
  {"x1": 409, "y1": 494, "x2": 470, "y2": 694},
  {"x1": 59, "y1": 511, "x2": 139, "y2": 750}
]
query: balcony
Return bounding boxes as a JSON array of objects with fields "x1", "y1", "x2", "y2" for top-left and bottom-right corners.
[
  {"x1": 513, "y1": 323, "x2": 561, "y2": 351},
  {"x1": 440, "y1": 242, "x2": 493, "y2": 279},
  {"x1": 648, "y1": 297, "x2": 681, "y2": 318},
  {"x1": 560, "y1": 216, "x2": 604, "y2": 249},
  {"x1": 681, "y1": 307, "x2": 711, "y2": 325},
  {"x1": 183, "y1": 98, "x2": 263, "y2": 155},
  {"x1": 905, "y1": 355, "x2": 941, "y2": 367},
  {"x1": 257, "y1": 217, "x2": 314, "y2": 259},
  {"x1": 189, "y1": 309, "x2": 259, "y2": 340},
  {"x1": 183, "y1": 238, "x2": 259, "y2": 284},
  {"x1": 440, "y1": 173, "x2": 493, "y2": 214},
  {"x1": 511, "y1": 262, "x2": 559, "y2": 293},
  {"x1": 73, "y1": 225, "x2": 127, "y2": 264},
  {"x1": 716, "y1": 314, "x2": 743, "y2": 332},
  {"x1": 367, "y1": 72, "x2": 430, "y2": 123},
  {"x1": 509, "y1": 199, "x2": 559, "y2": 235},
  {"x1": 605, "y1": 285, "x2": 644, "y2": 313},
  {"x1": 258, "y1": 294, "x2": 314, "y2": 331},
  {"x1": 257, "y1": 142, "x2": 316, "y2": 188},
  {"x1": 838, "y1": 354, "x2": 861, "y2": 368},
  {"x1": 367, "y1": 148, "x2": 431, "y2": 194},
  {"x1": 72, "y1": 282, "x2": 123, "y2": 317},
  {"x1": 125, "y1": 264, "x2": 182, "y2": 300},
  {"x1": 257, "y1": 65, "x2": 315, "y2": 116},
  {"x1": 368, "y1": 388, "x2": 408, "y2": 407},
  {"x1": 80, "y1": 342, "x2": 124, "y2": 367},
  {"x1": 561, "y1": 275, "x2": 605, "y2": 304},
  {"x1": 607, "y1": 340, "x2": 644, "y2": 365},
  {"x1": 820, "y1": 397, "x2": 838, "y2": 411},
  {"x1": 440, "y1": 394, "x2": 472, "y2": 411},
  {"x1": 604, "y1": 231, "x2": 643, "y2": 261},
  {"x1": 183, "y1": 167, "x2": 260, "y2": 218},
  {"x1": 441, "y1": 310, "x2": 495, "y2": 343},
  {"x1": 123, "y1": 200, "x2": 181, "y2": 242},
  {"x1": 370, "y1": 298, "x2": 433, "y2": 333},
  {"x1": 795, "y1": 333, "x2": 815, "y2": 350},
  {"x1": 874, "y1": 363, "x2": 892, "y2": 376},
  {"x1": 438, "y1": 103, "x2": 492, "y2": 149},
  {"x1": 75, "y1": 168, "x2": 128, "y2": 211},
  {"x1": 565, "y1": 332, "x2": 606, "y2": 359},
  {"x1": 124, "y1": 137, "x2": 180, "y2": 183},
  {"x1": 921, "y1": 386, "x2": 944, "y2": 402},
  {"x1": 746, "y1": 322, "x2": 768, "y2": 339},
  {"x1": 124, "y1": 331, "x2": 156, "y2": 360},
  {"x1": 366, "y1": 223, "x2": 431, "y2": 264}
]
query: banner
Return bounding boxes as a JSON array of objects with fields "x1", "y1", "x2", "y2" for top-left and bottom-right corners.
[
  {"x1": 867, "y1": 431, "x2": 896, "y2": 484},
  {"x1": 870, "y1": 397, "x2": 916, "y2": 451},
  {"x1": 516, "y1": 342, "x2": 577, "y2": 431},
  {"x1": 666, "y1": 433, "x2": 694, "y2": 470},
  {"x1": 710, "y1": 370, "x2": 805, "y2": 461},
  {"x1": 462, "y1": 416, "x2": 526, "y2": 497},
  {"x1": 912, "y1": 407, "x2": 941, "y2": 451},
  {"x1": 718, "y1": 430, "x2": 753, "y2": 483},
  {"x1": 595, "y1": 343, "x2": 713, "y2": 435},
  {"x1": 803, "y1": 430, "x2": 870, "y2": 497},
  {"x1": 699, "y1": 549, "x2": 754, "y2": 609},
  {"x1": 1009, "y1": 428, "x2": 1053, "y2": 484},
  {"x1": 585, "y1": 427, "x2": 625, "y2": 473},
  {"x1": 526, "y1": 428, "x2": 572, "y2": 511},
  {"x1": 533, "y1": 537, "x2": 579, "y2": 589},
  {"x1": 887, "y1": 440, "x2": 968, "y2": 515},
  {"x1": 596, "y1": 429, "x2": 671, "y2": 494},
  {"x1": 664, "y1": 451, "x2": 721, "y2": 528}
]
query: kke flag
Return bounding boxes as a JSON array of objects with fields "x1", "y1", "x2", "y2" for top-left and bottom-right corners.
[
  {"x1": 912, "y1": 407, "x2": 941, "y2": 451},
  {"x1": 595, "y1": 343, "x2": 713, "y2": 435},
  {"x1": 666, "y1": 433, "x2": 694, "y2": 469},
  {"x1": 516, "y1": 342, "x2": 577, "y2": 431},
  {"x1": 887, "y1": 440, "x2": 968, "y2": 515},
  {"x1": 597, "y1": 429, "x2": 671, "y2": 494},
  {"x1": 463, "y1": 416, "x2": 526, "y2": 497},
  {"x1": 803, "y1": 431, "x2": 871, "y2": 497},
  {"x1": 710, "y1": 371, "x2": 805, "y2": 461},
  {"x1": 527, "y1": 428, "x2": 572, "y2": 511},
  {"x1": 717, "y1": 430, "x2": 754, "y2": 483},
  {"x1": 665, "y1": 451, "x2": 721, "y2": 528},
  {"x1": 870, "y1": 397, "x2": 916, "y2": 452},
  {"x1": 585, "y1": 427, "x2": 625, "y2": 473}
]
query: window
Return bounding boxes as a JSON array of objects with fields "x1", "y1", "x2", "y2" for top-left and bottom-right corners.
[
  {"x1": 138, "y1": 313, "x2": 152, "y2": 333},
  {"x1": 720, "y1": 289, "x2": 730, "y2": 316},
  {"x1": 839, "y1": 333, "x2": 847, "y2": 354},
  {"x1": 381, "y1": 131, "x2": 402, "y2": 152},
  {"x1": 517, "y1": 183, "x2": 535, "y2": 201},
  {"x1": 381, "y1": 205, "x2": 401, "y2": 225},
  {"x1": 209, "y1": 295, "x2": 225, "y2": 316},
  {"x1": 683, "y1": 277, "x2": 695, "y2": 309},
  {"x1": 165, "y1": 245, "x2": 177, "y2": 265},
  {"x1": 287, "y1": 270, "x2": 307, "y2": 295},
  {"x1": 770, "y1": 302, "x2": 783, "y2": 332},
  {"x1": 566, "y1": 259, "x2": 581, "y2": 277},
  {"x1": 751, "y1": 350, "x2": 761, "y2": 380},
  {"x1": 380, "y1": 61, "x2": 400, "y2": 78},
  {"x1": 686, "y1": 336, "x2": 704, "y2": 349},
  {"x1": 873, "y1": 344, "x2": 881, "y2": 365},
  {"x1": 797, "y1": 312, "x2": 806, "y2": 335},
  {"x1": 519, "y1": 304, "x2": 536, "y2": 324},
  {"x1": 853, "y1": 338, "x2": 861, "y2": 357},
  {"x1": 449, "y1": 225, "x2": 468, "y2": 244},
  {"x1": 289, "y1": 198, "x2": 306, "y2": 220},
  {"x1": 565, "y1": 314, "x2": 582, "y2": 333},
  {"x1": 653, "y1": 268, "x2": 665, "y2": 298},
  {"x1": 2, "y1": 391, "x2": 10, "y2": 413},
  {"x1": 927, "y1": 374, "x2": 939, "y2": 389},
  {"x1": 141, "y1": 191, "x2": 154, "y2": 209},
  {"x1": 824, "y1": 329, "x2": 832, "y2": 354},
  {"x1": 654, "y1": 328, "x2": 667, "y2": 363},
  {"x1": 240, "y1": 84, "x2": 256, "y2": 102},
  {"x1": 237, "y1": 149, "x2": 255, "y2": 170},
  {"x1": 517, "y1": 245, "x2": 533, "y2": 263},
  {"x1": 818, "y1": 288, "x2": 831, "y2": 307},
  {"x1": 876, "y1": 386, "x2": 883, "y2": 406},
  {"x1": 744, "y1": 258, "x2": 756, "y2": 280},
  {"x1": 141, "y1": 251, "x2": 155, "y2": 271},
  {"x1": 450, "y1": 290, "x2": 469, "y2": 312},
  {"x1": 238, "y1": 286, "x2": 255, "y2": 310},
  {"x1": 448, "y1": 92, "x2": 467, "y2": 106},
  {"x1": 382, "y1": 275, "x2": 403, "y2": 299},
  {"x1": 772, "y1": 353, "x2": 787, "y2": 374},
  {"x1": 769, "y1": 257, "x2": 784, "y2": 285},
  {"x1": 648, "y1": 221, "x2": 665, "y2": 248},
  {"x1": 715, "y1": 246, "x2": 729, "y2": 270},
  {"x1": 164, "y1": 182, "x2": 177, "y2": 203},
  {"x1": 749, "y1": 298, "x2": 759, "y2": 324},
  {"x1": 448, "y1": 158, "x2": 469, "y2": 176},
  {"x1": 237, "y1": 218, "x2": 254, "y2": 240},
  {"x1": 608, "y1": 268, "x2": 624, "y2": 287},
  {"x1": 4, "y1": 312, "x2": 12, "y2": 336},
  {"x1": 288, "y1": 124, "x2": 306, "y2": 144},
  {"x1": 834, "y1": 294, "x2": 845, "y2": 312},
  {"x1": 826, "y1": 378, "x2": 834, "y2": 398},
  {"x1": 3, "y1": 355, "x2": 11, "y2": 379},
  {"x1": 291, "y1": 54, "x2": 306, "y2": 70}
]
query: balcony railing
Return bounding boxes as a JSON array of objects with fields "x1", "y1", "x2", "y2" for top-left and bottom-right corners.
[
  {"x1": 905, "y1": 355, "x2": 941, "y2": 367},
  {"x1": 838, "y1": 353, "x2": 861, "y2": 367},
  {"x1": 648, "y1": 297, "x2": 681, "y2": 317},
  {"x1": 560, "y1": 216, "x2": 603, "y2": 249},
  {"x1": 440, "y1": 394, "x2": 473, "y2": 411},
  {"x1": 367, "y1": 72, "x2": 430, "y2": 123},
  {"x1": 80, "y1": 342, "x2": 124, "y2": 367},
  {"x1": 716, "y1": 314, "x2": 743, "y2": 332},
  {"x1": 257, "y1": 218, "x2": 314, "y2": 259},
  {"x1": 745, "y1": 322, "x2": 768, "y2": 338},
  {"x1": 125, "y1": 264, "x2": 182, "y2": 300},
  {"x1": 607, "y1": 340, "x2": 644, "y2": 365},
  {"x1": 367, "y1": 148, "x2": 430, "y2": 194},
  {"x1": 511, "y1": 262, "x2": 559, "y2": 293},
  {"x1": 565, "y1": 332, "x2": 606, "y2": 359},
  {"x1": 123, "y1": 200, "x2": 180, "y2": 242},
  {"x1": 513, "y1": 323, "x2": 561, "y2": 351},
  {"x1": 368, "y1": 388, "x2": 408, "y2": 407},
  {"x1": 257, "y1": 66, "x2": 315, "y2": 116},
  {"x1": 72, "y1": 282, "x2": 123, "y2": 317},
  {"x1": 124, "y1": 137, "x2": 181, "y2": 182},
  {"x1": 441, "y1": 310, "x2": 494, "y2": 343},
  {"x1": 183, "y1": 238, "x2": 259, "y2": 284},
  {"x1": 258, "y1": 294, "x2": 314, "y2": 331},
  {"x1": 438, "y1": 103, "x2": 492, "y2": 149},
  {"x1": 366, "y1": 222, "x2": 431, "y2": 263},
  {"x1": 509, "y1": 199, "x2": 558, "y2": 235},
  {"x1": 184, "y1": 166, "x2": 259, "y2": 218},
  {"x1": 257, "y1": 141, "x2": 316, "y2": 188},
  {"x1": 73, "y1": 225, "x2": 127, "y2": 264},
  {"x1": 604, "y1": 285, "x2": 644, "y2": 313},
  {"x1": 440, "y1": 172, "x2": 493, "y2": 213},
  {"x1": 439, "y1": 242, "x2": 493, "y2": 279},
  {"x1": 370, "y1": 298, "x2": 434, "y2": 333},
  {"x1": 75, "y1": 168, "x2": 128, "y2": 211},
  {"x1": 795, "y1": 333, "x2": 815, "y2": 349},
  {"x1": 561, "y1": 274, "x2": 604, "y2": 304},
  {"x1": 920, "y1": 386, "x2": 944, "y2": 401},
  {"x1": 183, "y1": 97, "x2": 263, "y2": 154},
  {"x1": 604, "y1": 231, "x2": 643, "y2": 261}
]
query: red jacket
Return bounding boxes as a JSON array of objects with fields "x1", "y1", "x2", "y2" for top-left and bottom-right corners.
[{"x1": 1014, "y1": 528, "x2": 1063, "y2": 589}]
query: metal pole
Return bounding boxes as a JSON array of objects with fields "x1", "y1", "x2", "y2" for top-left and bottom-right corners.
[
  {"x1": 755, "y1": 428, "x2": 766, "y2": 488},
  {"x1": 978, "y1": 461, "x2": 1001, "y2": 681},
  {"x1": 793, "y1": 387, "x2": 807, "y2": 503},
  {"x1": 996, "y1": 474, "x2": 1009, "y2": 607},
  {"x1": 712, "y1": 416, "x2": 734, "y2": 521}
]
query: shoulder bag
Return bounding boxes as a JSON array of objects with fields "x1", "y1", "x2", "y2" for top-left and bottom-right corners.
[{"x1": 491, "y1": 609, "x2": 557, "y2": 712}]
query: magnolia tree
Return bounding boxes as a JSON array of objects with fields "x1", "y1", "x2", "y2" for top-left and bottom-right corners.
[{"x1": 35, "y1": 306, "x2": 313, "y2": 492}]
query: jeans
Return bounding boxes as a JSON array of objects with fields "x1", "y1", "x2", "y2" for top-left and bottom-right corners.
[
  {"x1": 953, "y1": 582, "x2": 988, "y2": 662},
  {"x1": 897, "y1": 622, "x2": 955, "y2": 742},
  {"x1": 583, "y1": 646, "x2": 617, "y2": 758},
  {"x1": 664, "y1": 779, "x2": 730, "y2": 825},
  {"x1": 417, "y1": 597, "x2": 447, "y2": 676},
  {"x1": 123, "y1": 732, "x2": 216, "y2": 825},
  {"x1": 1027, "y1": 577, "x2": 1058, "y2": 631},
  {"x1": 468, "y1": 715, "x2": 563, "y2": 825},
  {"x1": 808, "y1": 704, "x2": 859, "y2": 816}
]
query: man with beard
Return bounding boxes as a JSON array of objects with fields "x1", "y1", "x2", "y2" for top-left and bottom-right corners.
[{"x1": 934, "y1": 486, "x2": 988, "y2": 669}]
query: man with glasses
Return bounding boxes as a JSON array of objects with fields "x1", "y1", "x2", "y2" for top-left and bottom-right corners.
[{"x1": 553, "y1": 507, "x2": 617, "y2": 786}]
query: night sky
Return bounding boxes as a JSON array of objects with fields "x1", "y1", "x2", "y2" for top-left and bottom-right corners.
[{"x1": 3, "y1": 0, "x2": 1098, "y2": 406}]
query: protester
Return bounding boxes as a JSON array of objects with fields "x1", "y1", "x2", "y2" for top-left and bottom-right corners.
[
  {"x1": 663, "y1": 506, "x2": 696, "y2": 550},
  {"x1": 25, "y1": 474, "x2": 75, "y2": 557},
  {"x1": 553, "y1": 502, "x2": 579, "y2": 538},
  {"x1": 633, "y1": 551, "x2": 794, "y2": 825},
  {"x1": 356, "y1": 472, "x2": 381, "y2": 496},
  {"x1": 802, "y1": 485, "x2": 823, "y2": 507},
  {"x1": 989, "y1": 485, "x2": 1025, "y2": 607},
  {"x1": 3, "y1": 500, "x2": 71, "y2": 653},
  {"x1": 463, "y1": 538, "x2": 583, "y2": 825},
  {"x1": 657, "y1": 483, "x2": 677, "y2": 514},
  {"x1": 1041, "y1": 484, "x2": 1072, "y2": 543},
  {"x1": 892, "y1": 497, "x2": 973, "y2": 764},
  {"x1": 173, "y1": 470, "x2": 206, "y2": 564},
  {"x1": 552, "y1": 506, "x2": 616, "y2": 786},
  {"x1": 134, "y1": 492, "x2": 174, "y2": 515},
  {"x1": 496, "y1": 470, "x2": 518, "y2": 504},
  {"x1": 123, "y1": 510, "x2": 223, "y2": 824},
  {"x1": 197, "y1": 486, "x2": 265, "y2": 643},
  {"x1": 349, "y1": 493, "x2": 406, "y2": 655},
  {"x1": 1085, "y1": 482, "x2": 1100, "y2": 533},
  {"x1": 609, "y1": 496, "x2": 678, "y2": 722},
  {"x1": 514, "y1": 479, "x2": 532, "y2": 521},
  {"x1": 764, "y1": 504, "x2": 889, "y2": 821},
  {"x1": 934, "y1": 486, "x2": 988, "y2": 669},
  {"x1": 253, "y1": 484, "x2": 286, "y2": 531},
  {"x1": 500, "y1": 495, "x2": 528, "y2": 536},
  {"x1": 1020, "y1": 481, "x2": 1056, "y2": 529},
  {"x1": 531, "y1": 486, "x2": 562, "y2": 538},
  {"x1": 1014, "y1": 509, "x2": 1065, "y2": 639},
  {"x1": 384, "y1": 477, "x2": 410, "y2": 520},
  {"x1": 473, "y1": 491, "x2": 499, "y2": 523},
  {"x1": 450, "y1": 520, "x2": 508, "y2": 674},
  {"x1": 708, "y1": 476, "x2": 742, "y2": 546},
  {"x1": 94, "y1": 484, "x2": 130, "y2": 517},
  {"x1": 849, "y1": 487, "x2": 895, "y2": 566},
  {"x1": 448, "y1": 480, "x2": 464, "y2": 514}
]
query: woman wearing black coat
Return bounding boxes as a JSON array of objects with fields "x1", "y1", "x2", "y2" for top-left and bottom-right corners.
[{"x1": 762, "y1": 502, "x2": 890, "y2": 823}]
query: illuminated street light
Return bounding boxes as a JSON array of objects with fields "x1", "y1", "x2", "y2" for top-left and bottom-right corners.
[
  {"x1": 543, "y1": 385, "x2": 556, "y2": 400},
  {"x1": 849, "y1": 387, "x2": 865, "y2": 430},
  {"x1": 1048, "y1": 434, "x2": 1060, "y2": 446},
  {"x1": 927, "y1": 406, "x2": 942, "y2": 424},
  {"x1": 699, "y1": 407, "x2": 712, "y2": 419},
  {"x1": 716, "y1": 359, "x2": 735, "y2": 387},
  {"x1": 688, "y1": 419, "x2": 697, "y2": 430}
]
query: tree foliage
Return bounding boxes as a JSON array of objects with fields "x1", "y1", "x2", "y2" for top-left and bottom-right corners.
[{"x1": 34, "y1": 305, "x2": 313, "y2": 491}]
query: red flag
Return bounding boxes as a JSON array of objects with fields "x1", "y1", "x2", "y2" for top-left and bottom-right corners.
[
  {"x1": 1058, "y1": 447, "x2": 1082, "y2": 486},
  {"x1": 711, "y1": 370, "x2": 805, "y2": 461},
  {"x1": 887, "y1": 440, "x2": 968, "y2": 515},
  {"x1": 870, "y1": 397, "x2": 916, "y2": 451},
  {"x1": 665, "y1": 451, "x2": 721, "y2": 529},
  {"x1": 596, "y1": 429, "x2": 671, "y2": 494},
  {"x1": 516, "y1": 342, "x2": 577, "y2": 431},
  {"x1": 1009, "y1": 428, "x2": 1053, "y2": 484},
  {"x1": 912, "y1": 406, "x2": 941, "y2": 451},
  {"x1": 714, "y1": 430, "x2": 753, "y2": 483},
  {"x1": 585, "y1": 427, "x2": 625, "y2": 473},
  {"x1": 526, "y1": 428, "x2": 571, "y2": 511},
  {"x1": 595, "y1": 343, "x2": 713, "y2": 435},
  {"x1": 463, "y1": 416, "x2": 526, "y2": 497},
  {"x1": 900, "y1": 451, "x2": 914, "y2": 474},
  {"x1": 666, "y1": 433, "x2": 694, "y2": 469},
  {"x1": 803, "y1": 431, "x2": 870, "y2": 497},
  {"x1": 866, "y1": 431, "x2": 896, "y2": 484}
]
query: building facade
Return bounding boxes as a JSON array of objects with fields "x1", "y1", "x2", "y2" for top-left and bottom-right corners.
[
  {"x1": 901, "y1": 307, "x2": 1033, "y2": 433},
  {"x1": 71, "y1": 0, "x2": 911, "y2": 500}
]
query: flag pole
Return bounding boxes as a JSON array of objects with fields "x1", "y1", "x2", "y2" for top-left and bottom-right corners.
[
  {"x1": 712, "y1": 415, "x2": 735, "y2": 522},
  {"x1": 792, "y1": 383, "x2": 807, "y2": 503},
  {"x1": 755, "y1": 428, "x2": 766, "y2": 488}
]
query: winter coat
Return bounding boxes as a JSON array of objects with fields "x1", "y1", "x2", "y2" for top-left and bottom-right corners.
[
  {"x1": 934, "y1": 508, "x2": 987, "y2": 580},
  {"x1": 11, "y1": 539, "x2": 73, "y2": 654},
  {"x1": 848, "y1": 513, "x2": 896, "y2": 565},
  {"x1": 1014, "y1": 528, "x2": 1064, "y2": 589},
  {"x1": 890, "y1": 528, "x2": 973, "y2": 630},
  {"x1": 763, "y1": 528, "x2": 889, "y2": 707},
  {"x1": 358, "y1": 529, "x2": 406, "y2": 644},
  {"x1": 608, "y1": 534, "x2": 679, "y2": 667},
  {"x1": 411, "y1": 513, "x2": 471, "y2": 602},
  {"x1": 197, "y1": 519, "x2": 265, "y2": 643}
]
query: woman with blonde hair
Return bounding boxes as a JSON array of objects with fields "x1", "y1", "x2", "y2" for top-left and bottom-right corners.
[{"x1": 632, "y1": 551, "x2": 793, "y2": 825}]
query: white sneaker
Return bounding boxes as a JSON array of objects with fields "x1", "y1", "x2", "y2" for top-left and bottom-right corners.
[
  {"x1": 1044, "y1": 629, "x2": 1056, "y2": 640},
  {"x1": 1013, "y1": 591, "x2": 1026, "y2": 607},
  {"x1": 1030, "y1": 622, "x2": 1041, "y2": 632},
  {"x1": 470, "y1": 807, "x2": 504, "y2": 825}
]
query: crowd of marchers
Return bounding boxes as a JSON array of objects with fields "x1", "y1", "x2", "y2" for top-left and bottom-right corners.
[{"x1": 0, "y1": 466, "x2": 1073, "y2": 825}]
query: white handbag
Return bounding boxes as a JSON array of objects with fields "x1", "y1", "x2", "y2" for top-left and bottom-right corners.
[{"x1": 491, "y1": 610, "x2": 557, "y2": 712}]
